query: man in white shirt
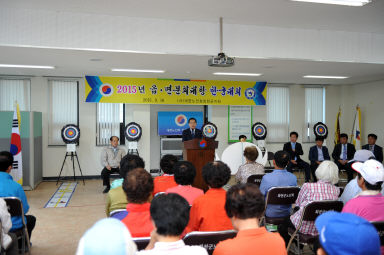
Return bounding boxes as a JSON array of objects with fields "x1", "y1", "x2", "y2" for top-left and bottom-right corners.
[
  {"x1": 0, "y1": 198, "x2": 18, "y2": 255},
  {"x1": 100, "y1": 136, "x2": 126, "y2": 193},
  {"x1": 138, "y1": 193, "x2": 208, "y2": 255}
]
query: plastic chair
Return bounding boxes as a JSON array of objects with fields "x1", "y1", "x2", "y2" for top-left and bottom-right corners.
[
  {"x1": 246, "y1": 174, "x2": 265, "y2": 187},
  {"x1": 133, "y1": 237, "x2": 151, "y2": 251},
  {"x1": 3, "y1": 197, "x2": 31, "y2": 255},
  {"x1": 262, "y1": 186, "x2": 301, "y2": 226},
  {"x1": 183, "y1": 230, "x2": 237, "y2": 255},
  {"x1": 370, "y1": 221, "x2": 384, "y2": 247},
  {"x1": 287, "y1": 200, "x2": 343, "y2": 254}
]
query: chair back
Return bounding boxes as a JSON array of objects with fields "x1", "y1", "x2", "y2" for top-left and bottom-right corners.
[
  {"x1": 0, "y1": 219, "x2": 2, "y2": 251},
  {"x1": 371, "y1": 221, "x2": 384, "y2": 246},
  {"x1": 133, "y1": 237, "x2": 151, "y2": 251},
  {"x1": 3, "y1": 197, "x2": 24, "y2": 217},
  {"x1": 265, "y1": 186, "x2": 301, "y2": 207},
  {"x1": 183, "y1": 230, "x2": 237, "y2": 255},
  {"x1": 247, "y1": 174, "x2": 265, "y2": 186},
  {"x1": 338, "y1": 187, "x2": 344, "y2": 197},
  {"x1": 302, "y1": 200, "x2": 343, "y2": 222}
]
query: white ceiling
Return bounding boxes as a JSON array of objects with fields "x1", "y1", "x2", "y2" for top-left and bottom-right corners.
[
  {"x1": 0, "y1": 46, "x2": 383, "y2": 85},
  {"x1": 1, "y1": 0, "x2": 384, "y2": 33}
]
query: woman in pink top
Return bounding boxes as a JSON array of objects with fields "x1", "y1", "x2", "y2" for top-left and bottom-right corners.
[{"x1": 166, "y1": 161, "x2": 203, "y2": 205}]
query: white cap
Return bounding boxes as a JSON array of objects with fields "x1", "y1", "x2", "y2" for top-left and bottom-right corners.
[
  {"x1": 348, "y1": 150, "x2": 375, "y2": 163},
  {"x1": 352, "y1": 159, "x2": 384, "y2": 185}
]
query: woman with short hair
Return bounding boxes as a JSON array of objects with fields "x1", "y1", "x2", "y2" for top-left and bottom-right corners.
[{"x1": 235, "y1": 146, "x2": 264, "y2": 183}]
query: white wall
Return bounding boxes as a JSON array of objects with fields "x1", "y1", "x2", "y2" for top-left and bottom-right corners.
[{"x1": 26, "y1": 78, "x2": 384, "y2": 177}]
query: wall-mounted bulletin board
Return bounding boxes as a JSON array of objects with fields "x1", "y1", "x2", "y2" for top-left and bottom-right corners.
[{"x1": 228, "y1": 106, "x2": 253, "y2": 143}]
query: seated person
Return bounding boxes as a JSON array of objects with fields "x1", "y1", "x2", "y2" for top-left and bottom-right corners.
[
  {"x1": 213, "y1": 183, "x2": 286, "y2": 255},
  {"x1": 339, "y1": 150, "x2": 376, "y2": 204},
  {"x1": 185, "y1": 161, "x2": 233, "y2": 233},
  {"x1": 100, "y1": 136, "x2": 126, "y2": 193},
  {"x1": 342, "y1": 159, "x2": 384, "y2": 255},
  {"x1": 110, "y1": 154, "x2": 145, "y2": 189},
  {"x1": 239, "y1": 135, "x2": 247, "y2": 142},
  {"x1": 332, "y1": 133, "x2": 356, "y2": 182},
  {"x1": 1, "y1": 197, "x2": 18, "y2": 255},
  {"x1": 279, "y1": 161, "x2": 340, "y2": 245},
  {"x1": 259, "y1": 150, "x2": 297, "y2": 219},
  {"x1": 315, "y1": 212, "x2": 381, "y2": 255},
  {"x1": 362, "y1": 133, "x2": 383, "y2": 163},
  {"x1": 283, "y1": 131, "x2": 311, "y2": 182},
  {"x1": 76, "y1": 218, "x2": 137, "y2": 255},
  {"x1": 166, "y1": 161, "x2": 203, "y2": 205},
  {"x1": 118, "y1": 168, "x2": 154, "y2": 237},
  {"x1": 342, "y1": 160, "x2": 384, "y2": 221},
  {"x1": 0, "y1": 151, "x2": 36, "y2": 247},
  {"x1": 106, "y1": 155, "x2": 145, "y2": 216},
  {"x1": 153, "y1": 154, "x2": 178, "y2": 195},
  {"x1": 235, "y1": 146, "x2": 264, "y2": 184},
  {"x1": 138, "y1": 193, "x2": 208, "y2": 255},
  {"x1": 308, "y1": 137, "x2": 330, "y2": 182}
]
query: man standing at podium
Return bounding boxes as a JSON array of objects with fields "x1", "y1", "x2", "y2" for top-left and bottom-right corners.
[{"x1": 182, "y1": 118, "x2": 202, "y2": 142}]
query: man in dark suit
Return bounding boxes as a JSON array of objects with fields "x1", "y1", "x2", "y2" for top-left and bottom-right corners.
[
  {"x1": 283, "y1": 131, "x2": 311, "y2": 182},
  {"x1": 332, "y1": 133, "x2": 356, "y2": 182},
  {"x1": 309, "y1": 137, "x2": 330, "y2": 182},
  {"x1": 182, "y1": 117, "x2": 202, "y2": 142},
  {"x1": 362, "y1": 133, "x2": 383, "y2": 163}
]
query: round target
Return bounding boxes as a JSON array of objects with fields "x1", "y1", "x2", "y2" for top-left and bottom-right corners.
[
  {"x1": 314, "y1": 122, "x2": 328, "y2": 139},
  {"x1": 61, "y1": 124, "x2": 80, "y2": 144},
  {"x1": 202, "y1": 122, "x2": 218, "y2": 139},
  {"x1": 125, "y1": 122, "x2": 142, "y2": 141},
  {"x1": 252, "y1": 122, "x2": 267, "y2": 140}
]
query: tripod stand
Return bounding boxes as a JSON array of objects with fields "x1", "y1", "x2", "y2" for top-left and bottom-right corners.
[{"x1": 57, "y1": 151, "x2": 85, "y2": 185}]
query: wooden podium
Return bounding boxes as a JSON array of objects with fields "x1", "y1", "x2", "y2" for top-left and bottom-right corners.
[{"x1": 183, "y1": 138, "x2": 218, "y2": 191}]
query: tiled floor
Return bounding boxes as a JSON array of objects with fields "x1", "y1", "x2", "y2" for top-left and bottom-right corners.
[{"x1": 26, "y1": 180, "x2": 106, "y2": 255}]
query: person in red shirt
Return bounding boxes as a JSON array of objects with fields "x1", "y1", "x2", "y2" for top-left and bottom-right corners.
[
  {"x1": 213, "y1": 183, "x2": 287, "y2": 255},
  {"x1": 153, "y1": 155, "x2": 178, "y2": 195},
  {"x1": 185, "y1": 161, "x2": 233, "y2": 233},
  {"x1": 166, "y1": 161, "x2": 204, "y2": 205},
  {"x1": 120, "y1": 168, "x2": 154, "y2": 237}
]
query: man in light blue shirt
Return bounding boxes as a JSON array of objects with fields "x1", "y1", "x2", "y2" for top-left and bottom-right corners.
[
  {"x1": 0, "y1": 151, "x2": 36, "y2": 246},
  {"x1": 260, "y1": 150, "x2": 297, "y2": 218}
]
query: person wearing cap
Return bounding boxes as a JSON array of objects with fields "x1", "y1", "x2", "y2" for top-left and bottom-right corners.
[
  {"x1": 362, "y1": 133, "x2": 383, "y2": 163},
  {"x1": 342, "y1": 160, "x2": 384, "y2": 220},
  {"x1": 309, "y1": 137, "x2": 330, "y2": 182},
  {"x1": 278, "y1": 161, "x2": 340, "y2": 245},
  {"x1": 339, "y1": 150, "x2": 377, "y2": 204},
  {"x1": 315, "y1": 211, "x2": 381, "y2": 255},
  {"x1": 76, "y1": 218, "x2": 137, "y2": 255},
  {"x1": 332, "y1": 133, "x2": 356, "y2": 182}
]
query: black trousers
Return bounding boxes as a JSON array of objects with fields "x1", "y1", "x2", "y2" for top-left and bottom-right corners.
[
  {"x1": 336, "y1": 161, "x2": 354, "y2": 182},
  {"x1": 101, "y1": 167, "x2": 120, "y2": 188},
  {"x1": 287, "y1": 160, "x2": 311, "y2": 182},
  {"x1": 10, "y1": 214, "x2": 36, "y2": 248},
  {"x1": 310, "y1": 163, "x2": 320, "y2": 182}
]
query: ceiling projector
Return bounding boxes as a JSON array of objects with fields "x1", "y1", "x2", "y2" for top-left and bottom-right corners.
[{"x1": 208, "y1": 52, "x2": 235, "y2": 67}]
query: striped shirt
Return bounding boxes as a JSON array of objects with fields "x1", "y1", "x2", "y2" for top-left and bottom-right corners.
[{"x1": 290, "y1": 181, "x2": 340, "y2": 236}]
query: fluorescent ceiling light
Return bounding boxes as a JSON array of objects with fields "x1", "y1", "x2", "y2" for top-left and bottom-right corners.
[
  {"x1": 303, "y1": 75, "x2": 349, "y2": 79},
  {"x1": 111, "y1": 68, "x2": 165, "y2": 73},
  {"x1": 0, "y1": 64, "x2": 55, "y2": 69},
  {"x1": 213, "y1": 72, "x2": 262, "y2": 76},
  {"x1": 290, "y1": 0, "x2": 371, "y2": 6}
]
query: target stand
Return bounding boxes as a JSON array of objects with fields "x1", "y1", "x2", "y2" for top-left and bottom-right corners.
[
  {"x1": 125, "y1": 122, "x2": 142, "y2": 155},
  {"x1": 56, "y1": 145, "x2": 85, "y2": 185},
  {"x1": 127, "y1": 141, "x2": 139, "y2": 155},
  {"x1": 57, "y1": 124, "x2": 85, "y2": 185}
]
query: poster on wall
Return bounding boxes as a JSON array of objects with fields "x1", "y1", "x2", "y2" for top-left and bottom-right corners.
[
  {"x1": 228, "y1": 106, "x2": 253, "y2": 143},
  {"x1": 158, "y1": 111, "x2": 203, "y2": 136},
  {"x1": 85, "y1": 76, "x2": 267, "y2": 106}
]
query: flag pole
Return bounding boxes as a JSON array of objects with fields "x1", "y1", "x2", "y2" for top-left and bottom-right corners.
[{"x1": 350, "y1": 104, "x2": 358, "y2": 143}]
